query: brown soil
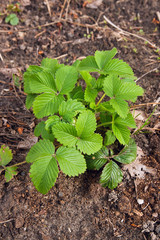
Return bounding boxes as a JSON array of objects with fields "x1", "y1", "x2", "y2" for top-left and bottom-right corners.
[{"x1": 0, "y1": 0, "x2": 160, "y2": 240}]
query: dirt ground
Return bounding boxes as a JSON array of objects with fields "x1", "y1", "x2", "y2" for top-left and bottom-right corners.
[{"x1": 0, "y1": 0, "x2": 160, "y2": 239}]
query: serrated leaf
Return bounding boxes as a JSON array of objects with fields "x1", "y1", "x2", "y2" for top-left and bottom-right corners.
[
  {"x1": 84, "y1": 86, "x2": 98, "y2": 103},
  {"x1": 33, "y1": 93, "x2": 64, "y2": 118},
  {"x1": 76, "y1": 110, "x2": 96, "y2": 138},
  {"x1": 27, "y1": 139, "x2": 59, "y2": 194},
  {"x1": 0, "y1": 145, "x2": 13, "y2": 166},
  {"x1": 59, "y1": 99, "x2": 85, "y2": 122},
  {"x1": 113, "y1": 138, "x2": 137, "y2": 164},
  {"x1": 26, "y1": 139, "x2": 55, "y2": 163},
  {"x1": 5, "y1": 166, "x2": 18, "y2": 182},
  {"x1": 115, "y1": 113, "x2": 136, "y2": 128},
  {"x1": 116, "y1": 82, "x2": 144, "y2": 100},
  {"x1": 77, "y1": 134, "x2": 103, "y2": 155},
  {"x1": 86, "y1": 146, "x2": 109, "y2": 170},
  {"x1": 95, "y1": 48, "x2": 117, "y2": 70},
  {"x1": 69, "y1": 86, "x2": 84, "y2": 100},
  {"x1": 41, "y1": 58, "x2": 59, "y2": 75},
  {"x1": 103, "y1": 59, "x2": 133, "y2": 76},
  {"x1": 52, "y1": 123, "x2": 77, "y2": 147},
  {"x1": 80, "y1": 71, "x2": 93, "y2": 86},
  {"x1": 78, "y1": 56, "x2": 99, "y2": 72},
  {"x1": 110, "y1": 98, "x2": 129, "y2": 118},
  {"x1": 26, "y1": 65, "x2": 44, "y2": 73},
  {"x1": 100, "y1": 160, "x2": 123, "y2": 189},
  {"x1": 30, "y1": 156, "x2": 58, "y2": 194},
  {"x1": 25, "y1": 94, "x2": 37, "y2": 109},
  {"x1": 112, "y1": 122, "x2": 130, "y2": 145},
  {"x1": 34, "y1": 121, "x2": 54, "y2": 141},
  {"x1": 104, "y1": 130, "x2": 116, "y2": 146},
  {"x1": 45, "y1": 115, "x2": 60, "y2": 132},
  {"x1": 56, "y1": 146, "x2": 86, "y2": 176},
  {"x1": 24, "y1": 71, "x2": 57, "y2": 94},
  {"x1": 103, "y1": 75, "x2": 122, "y2": 98},
  {"x1": 55, "y1": 66, "x2": 78, "y2": 94}
]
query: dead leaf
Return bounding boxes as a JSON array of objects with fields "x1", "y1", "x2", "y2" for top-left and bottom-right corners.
[
  {"x1": 123, "y1": 146, "x2": 157, "y2": 178},
  {"x1": 17, "y1": 134, "x2": 38, "y2": 149}
]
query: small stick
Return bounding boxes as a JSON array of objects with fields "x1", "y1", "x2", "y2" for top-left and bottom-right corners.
[
  {"x1": 103, "y1": 15, "x2": 159, "y2": 50},
  {"x1": 55, "y1": 53, "x2": 68, "y2": 59},
  {"x1": 130, "y1": 102, "x2": 160, "y2": 109},
  {"x1": 45, "y1": 0, "x2": 51, "y2": 17},
  {"x1": 60, "y1": 0, "x2": 68, "y2": 19},
  {"x1": 0, "y1": 53, "x2": 4, "y2": 62},
  {"x1": 0, "y1": 219, "x2": 14, "y2": 224},
  {"x1": 65, "y1": 0, "x2": 71, "y2": 19},
  {"x1": 34, "y1": 29, "x2": 46, "y2": 38},
  {"x1": 136, "y1": 67, "x2": 158, "y2": 82}
]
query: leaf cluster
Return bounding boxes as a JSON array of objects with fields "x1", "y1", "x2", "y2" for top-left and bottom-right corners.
[
  {"x1": 24, "y1": 48, "x2": 144, "y2": 194},
  {"x1": 0, "y1": 145, "x2": 17, "y2": 182}
]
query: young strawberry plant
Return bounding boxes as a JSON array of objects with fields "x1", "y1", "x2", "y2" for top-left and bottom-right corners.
[
  {"x1": 24, "y1": 48, "x2": 144, "y2": 194},
  {"x1": 0, "y1": 145, "x2": 18, "y2": 182}
]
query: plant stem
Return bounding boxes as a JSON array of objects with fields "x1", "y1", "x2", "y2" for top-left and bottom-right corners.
[
  {"x1": 97, "y1": 122, "x2": 112, "y2": 128},
  {"x1": 96, "y1": 93, "x2": 106, "y2": 106},
  {"x1": 8, "y1": 160, "x2": 26, "y2": 168}
]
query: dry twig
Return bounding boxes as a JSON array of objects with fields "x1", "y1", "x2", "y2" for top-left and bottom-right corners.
[
  {"x1": 103, "y1": 15, "x2": 160, "y2": 50},
  {"x1": 136, "y1": 67, "x2": 159, "y2": 82}
]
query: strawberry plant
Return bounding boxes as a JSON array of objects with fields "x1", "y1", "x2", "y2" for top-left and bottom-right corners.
[
  {"x1": 0, "y1": 145, "x2": 18, "y2": 182},
  {"x1": 24, "y1": 48, "x2": 144, "y2": 194}
]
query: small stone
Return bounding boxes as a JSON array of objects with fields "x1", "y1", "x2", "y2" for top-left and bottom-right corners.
[
  {"x1": 15, "y1": 215, "x2": 24, "y2": 228},
  {"x1": 137, "y1": 199, "x2": 144, "y2": 205},
  {"x1": 152, "y1": 212, "x2": 158, "y2": 218},
  {"x1": 20, "y1": 44, "x2": 26, "y2": 50},
  {"x1": 150, "y1": 232, "x2": 157, "y2": 240},
  {"x1": 108, "y1": 190, "x2": 118, "y2": 202},
  {"x1": 118, "y1": 195, "x2": 131, "y2": 213},
  {"x1": 58, "y1": 192, "x2": 64, "y2": 198},
  {"x1": 155, "y1": 225, "x2": 160, "y2": 235}
]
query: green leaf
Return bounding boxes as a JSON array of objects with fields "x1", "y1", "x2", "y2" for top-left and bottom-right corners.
[
  {"x1": 103, "y1": 75, "x2": 121, "y2": 98},
  {"x1": 25, "y1": 94, "x2": 37, "y2": 109},
  {"x1": 77, "y1": 134, "x2": 103, "y2": 155},
  {"x1": 84, "y1": 86, "x2": 98, "y2": 103},
  {"x1": 110, "y1": 98, "x2": 129, "y2": 118},
  {"x1": 33, "y1": 93, "x2": 64, "y2": 118},
  {"x1": 116, "y1": 82, "x2": 144, "y2": 100},
  {"x1": 56, "y1": 146, "x2": 86, "y2": 176},
  {"x1": 78, "y1": 56, "x2": 99, "y2": 72},
  {"x1": 80, "y1": 71, "x2": 93, "y2": 86},
  {"x1": 100, "y1": 160, "x2": 123, "y2": 189},
  {"x1": 104, "y1": 130, "x2": 116, "y2": 146},
  {"x1": 115, "y1": 113, "x2": 136, "y2": 128},
  {"x1": 59, "y1": 99, "x2": 85, "y2": 122},
  {"x1": 45, "y1": 115, "x2": 60, "y2": 132},
  {"x1": 24, "y1": 71, "x2": 57, "y2": 94},
  {"x1": 34, "y1": 121, "x2": 54, "y2": 141},
  {"x1": 5, "y1": 14, "x2": 19, "y2": 25},
  {"x1": 55, "y1": 66, "x2": 78, "y2": 94},
  {"x1": 95, "y1": 48, "x2": 117, "y2": 70},
  {"x1": 41, "y1": 58, "x2": 59, "y2": 75},
  {"x1": 103, "y1": 59, "x2": 133, "y2": 76},
  {"x1": 52, "y1": 123, "x2": 77, "y2": 147},
  {"x1": 25, "y1": 65, "x2": 44, "y2": 73},
  {"x1": 112, "y1": 121, "x2": 130, "y2": 145},
  {"x1": 30, "y1": 156, "x2": 58, "y2": 194},
  {"x1": 0, "y1": 145, "x2": 13, "y2": 166},
  {"x1": 26, "y1": 139, "x2": 58, "y2": 194},
  {"x1": 5, "y1": 166, "x2": 18, "y2": 182},
  {"x1": 76, "y1": 110, "x2": 96, "y2": 138},
  {"x1": 26, "y1": 139, "x2": 55, "y2": 163},
  {"x1": 114, "y1": 138, "x2": 137, "y2": 164},
  {"x1": 69, "y1": 86, "x2": 84, "y2": 100},
  {"x1": 96, "y1": 102, "x2": 115, "y2": 113},
  {"x1": 86, "y1": 146, "x2": 109, "y2": 170}
]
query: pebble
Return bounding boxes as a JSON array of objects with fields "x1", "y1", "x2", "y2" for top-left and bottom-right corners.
[
  {"x1": 137, "y1": 199, "x2": 144, "y2": 205},
  {"x1": 58, "y1": 192, "x2": 64, "y2": 198},
  {"x1": 152, "y1": 212, "x2": 158, "y2": 218},
  {"x1": 118, "y1": 195, "x2": 131, "y2": 213},
  {"x1": 155, "y1": 225, "x2": 160, "y2": 235},
  {"x1": 15, "y1": 215, "x2": 24, "y2": 229}
]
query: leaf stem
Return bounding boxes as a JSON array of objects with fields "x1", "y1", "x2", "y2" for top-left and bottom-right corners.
[
  {"x1": 97, "y1": 122, "x2": 112, "y2": 128},
  {"x1": 96, "y1": 93, "x2": 106, "y2": 106},
  {"x1": 7, "y1": 160, "x2": 27, "y2": 168}
]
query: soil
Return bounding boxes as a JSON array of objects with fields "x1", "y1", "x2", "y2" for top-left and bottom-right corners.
[{"x1": 0, "y1": 0, "x2": 160, "y2": 240}]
